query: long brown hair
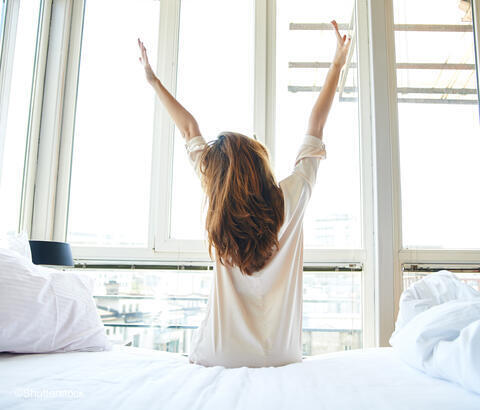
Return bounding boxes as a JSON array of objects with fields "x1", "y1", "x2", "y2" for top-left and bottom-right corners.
[{"x1": 199, "y1": 132, "x2": 284, "y2": 275}]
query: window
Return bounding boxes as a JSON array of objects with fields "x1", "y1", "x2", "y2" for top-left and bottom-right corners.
[
  {"x1": 0, "y1": 0, "x2": 42, "y2": 236},
  {"x1": 58, "y1": 0, "x2": 366, "y2": 352},
  {"x1": 275, "y1": 0, "x2": 362, "y2": 249},
  {"x1": 72, "y1": 266, "x2": 361, "y2": 355},
  {"x1": 393, "y1": 0, "x2": 480, "y2": 249},
  {"x1": 2, "y1": 0, "x2": 479, "y2": 357},
  {"x1": 65, "y1": 0, "x2": 362, "y2": 255},
  {"x1": 170, "y1": 0, "x2": 255, "y2": 240},
  {"x1": 67, "y1": 0, "x2": 160, "y2": 247}
]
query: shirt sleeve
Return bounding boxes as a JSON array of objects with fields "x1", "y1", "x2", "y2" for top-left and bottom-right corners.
[
  {"x1": 292, "y1": 134, "x2": 327, "y2": 193},
  {"x1": 185, "y1": 135, "x2": 207, "y2": 180}
]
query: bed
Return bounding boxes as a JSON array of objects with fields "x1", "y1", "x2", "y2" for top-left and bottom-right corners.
[{"x1": 1, "y1": 346, "x2": 479, "y2": 410}]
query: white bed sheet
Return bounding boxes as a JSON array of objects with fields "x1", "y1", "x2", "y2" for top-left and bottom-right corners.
[{"x1": 0, "y1": 346, "x2": 479, "y2": 410}]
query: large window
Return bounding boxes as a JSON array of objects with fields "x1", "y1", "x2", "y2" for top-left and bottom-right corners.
[
  {"x1": 393, "y1": 0, "x2": 480, "y2": 249},
  {"x1": 5, "y1": 0, "x2": 477, "y2": 352},
  {"x1": 276, "y1": 0, "x2": 362, "y2": 249},
  {"x1": 66, "y1": 0, "x2": 362, "y2": 254},
  {"x1": 67, "y1": 0, "x2": 160, "y2": 247},
  {"x1": 0, "y1": 0, "x2": 42, "y2": 236},
  {"x1": 59, "y1": 0, "x2": 364, "y2": 356}
]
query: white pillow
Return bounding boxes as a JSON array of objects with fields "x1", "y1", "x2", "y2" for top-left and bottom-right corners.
[
  {"x1": 0, "y1": 231, "x2": 32, "y2": 262},
  {"x1": 0, "y1": 248, "x2": 112, "y2": 353}
]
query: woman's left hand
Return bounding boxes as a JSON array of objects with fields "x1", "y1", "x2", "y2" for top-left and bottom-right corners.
[{"x1": 331, "y1": 20, "x2": 351, "y2": 68}]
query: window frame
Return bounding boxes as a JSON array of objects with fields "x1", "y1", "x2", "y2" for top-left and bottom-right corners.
[
  {"x1": 0, "y1": 0, "x2": 19, "y2": 182},
  {"x1": 59, "y1": 0, "x2": 374, "y2": 348},
  {"x1": 57, "y1": 0, "x2": 368, "y2": 262},
  {"x1": 388, "y1": 1, "x2": 480, "y2": 265},
  {"x1": 21, "y1": 0, "x2": 480, "y2": 350},
  {"x1": 473, "y1": 0, "x2": 480, "y2": 115},
  {"x1": 0, "y1": 0, "x2": 48, "y2": 237},
  {"x1": 371, "y1": 0, "x2": 480, "y2": 344}
]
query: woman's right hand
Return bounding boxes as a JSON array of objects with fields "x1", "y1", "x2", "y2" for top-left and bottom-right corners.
[
  {"x1": 331, "y1": 20, "x2": 351, "y2": 68},
  {"x1": 138, "y1": 38, "x2": 157, "y2": 84}
]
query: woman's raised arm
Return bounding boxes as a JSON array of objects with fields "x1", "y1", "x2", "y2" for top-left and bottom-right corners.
[
  {"x1": 306, "y1": 20, "x2": 351, "y2": 139},
  {"x1": 138, "y1": 38, "x2": 201, "y2": 142}
]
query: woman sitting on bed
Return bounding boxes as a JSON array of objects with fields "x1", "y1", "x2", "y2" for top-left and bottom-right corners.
[{"x1": 137, "y1": 20, "x2": 351, "y2": 368}]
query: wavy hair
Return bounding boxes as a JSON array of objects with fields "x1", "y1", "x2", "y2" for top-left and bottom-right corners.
[{"x1": 199, "y1": 132, "x2": 284, "y2": 275}]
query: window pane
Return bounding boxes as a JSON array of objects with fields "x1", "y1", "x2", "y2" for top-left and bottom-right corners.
[
  {"x1": 403, "y1": 268, "x2": 480, "y2": 293},
  {"x1": 169, "y1": 0, "x2": 254, "y2": 240},
  {"x1": 72, "y1": 267, "x2": 361, "y2": 355},
  {"x1": 275, "y1": 0, "x2": 362, "y2": 249},
  {"x1": 67, "y1": 0, "x2": 159, "y2": 247},
  {"x1": 0, "y1": 1, "x2": 41, "y2": 236},
  {"x1": 394, "y1": 0, "x2": 480, "y2": 249}
]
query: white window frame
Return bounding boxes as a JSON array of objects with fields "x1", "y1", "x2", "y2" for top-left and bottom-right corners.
[
  {"x1": 55, "y1": 0, "x2": 367, "y2": 262},
  {"x1": 61, "y1": 0, "x2": 374, "y2": 348},
  {"x1": 0, "y1": 0, "x2": 20, "y2": 180},
  {"x1": 23, "y1": 0, "x2": 480, "y2": 350},
  {"x1": 368, "y1": 0, "x2": 480, "y2": 345},
  {"x1": 391, "y1": 0, "x2": 480, "y2": 268},
  {"x1": 0, "y1": 0, "x2": 50, "y2": 237}
]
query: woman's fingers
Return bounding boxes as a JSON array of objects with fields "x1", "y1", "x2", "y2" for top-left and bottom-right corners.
[
  {"x1": 137, "y1": 38, "x2": 150, "y2": 66},
  {"x1": 138, "y1": 38, "x2": 144, "y2": 63},
  {"x1": 331, "y1": 20, "x2": 343, "y2": 43}
]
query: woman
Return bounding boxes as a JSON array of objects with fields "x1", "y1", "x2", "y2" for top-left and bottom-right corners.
[{"x1": 138, "y1": 20, "x2": 351, "y2": 368}]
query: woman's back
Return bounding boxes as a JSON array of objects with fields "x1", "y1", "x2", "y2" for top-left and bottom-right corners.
[{"x1": 188, "y1": 134, "x2": 326, "y2": 368}]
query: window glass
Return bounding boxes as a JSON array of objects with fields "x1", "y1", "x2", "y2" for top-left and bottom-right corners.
[
  {"x1": 0, "y1": 1, "x2": 41, "y2": 236},
  {"x1": 394, "y1": 0, "x2": 480, "y2": 249},
  {"x1": 74, "y1": 267, "x2": 361, "y2": 355},
  {"x1": 169, "y1": 0, "x2": 255, "y2": 240},
  {"x1": 275, "y1": 0, "x2": 362, "y2": 249},
  {"x1": 403, "y1": 268, "x2": 480, "y2": 292},
  {"x1": 67, "y1": 0, "x2": 159, "y2": 247}
]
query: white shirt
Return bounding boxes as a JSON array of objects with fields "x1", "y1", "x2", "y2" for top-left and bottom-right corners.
[{"x1": 185, "y1": 134, "x2": 326, "y2": 368}]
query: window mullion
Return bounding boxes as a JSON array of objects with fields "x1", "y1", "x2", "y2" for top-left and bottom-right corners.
[
  {"x1": 265, "y1": 0, "x2": 276, "y2": 164},
  {"x1": 355, "y1": 0, "x2": 376, "y2": 349},
  {"x1": 367, "y1": 0, "x2": 403, "y2": 347},
  {"x1": 253, "y1": 0, "x2": 266, "y2": 146},
  {"x1": 31, "y1": 0, "x2": 73, "y2": 240},
  {"x1": 254, "y1": 0, "x2": 276, "y2": 163},
  {"x1": 473, "y1": 0, "x2": 480, "y2": 115},
  {"x1": 153, "y1": 0, "x2": 181, "y2": 252},
  {"x1": 53, "y1": 0, "x2": 84, "y2": 242},
  {"x1": 21, "y1": 0, "x2": 52, "y2": 238}
]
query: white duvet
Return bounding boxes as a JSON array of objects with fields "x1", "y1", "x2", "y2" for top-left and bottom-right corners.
[
  {"x1": 2, "y1": 347, "x2": 480, "y2": 409},
  {"x1": 390, "y1": 270, "x2": 480, "y2": 395}
]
